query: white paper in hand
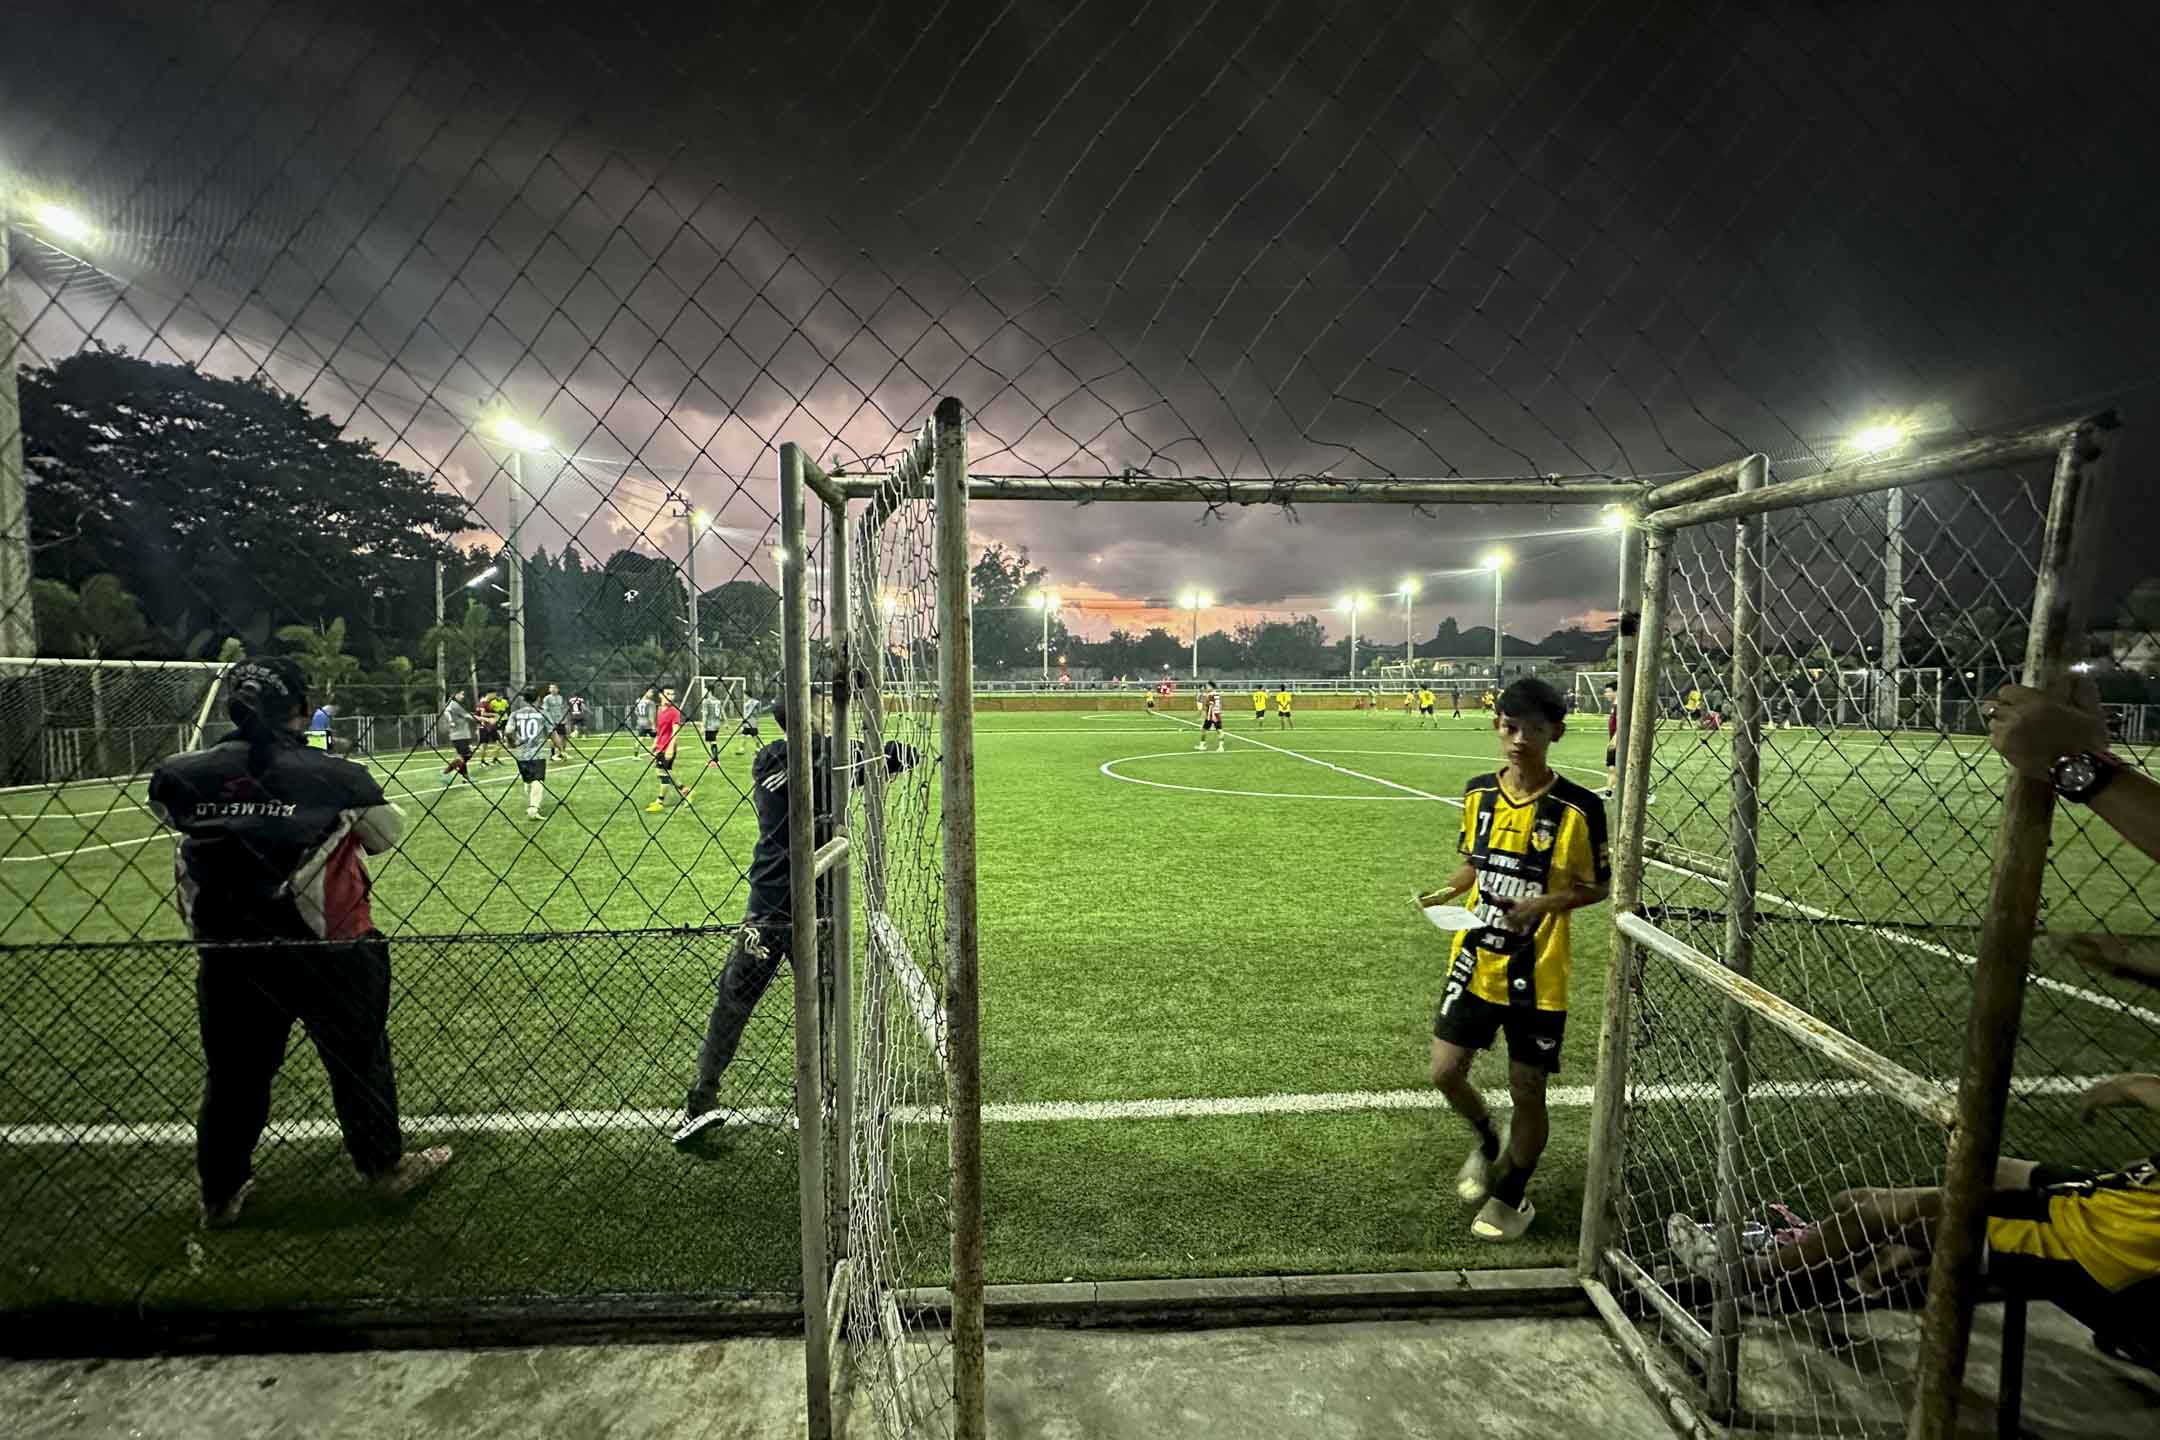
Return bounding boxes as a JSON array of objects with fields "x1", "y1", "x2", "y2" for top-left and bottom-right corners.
[{"x1": 1418, "y1": 902, "x2": 1481, "y2": 932}]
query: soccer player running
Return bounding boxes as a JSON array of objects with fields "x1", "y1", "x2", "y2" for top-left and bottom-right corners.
[
  {"x1": 1419, "y1": 677, "x2": 1610, "y2": 1242},
  {"x1": 474, "y1": 691, "x2": 501, "y2": 766},
  {"x1": 438, "y1": 690, "x2": 478, "y2": 786},
  {"x1": 148, "y1": 657, "x2": 451, "y2": 1226},
  {"x1": 1418, "y1": 686, "x2": 1437, "y2": 728},
  {"x1": 568, "y1": 692, "x2": 588, "y2": 737},
  {"x1": 306, "y1": 700, "x2": 335, "y2": 750},
  {"x1": 507, "y1": 688, "x2": 551, "y2": 820},
  {"x1": 673, "y1": 689, "x2": 918, "y2": 1143},
  {"x1": 1450, "y1": 688, "x2": 1461, "y2": 720},
  {"x1": 1195, "y1": 680, "x2": 1226, "y2": 752},
  {"x1": 540, "y1": 682, "x2": 569, "y2": 759},
  {"x1": 634, "y1": 687, "x2": 658, "y2": 741},
  {"x1": 644, "y1": 687, "x2": 694, "y2": 813},
  {"x1": 1253, "y1": 685, "x2": 1269, "y2": 725},
  {"x1": 1275, "y1": 685, "x2": 1293, "y2": 729}
]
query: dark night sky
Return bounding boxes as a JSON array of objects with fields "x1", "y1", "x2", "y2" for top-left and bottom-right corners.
[{"x1": 5, "y1": 0, "x2": 2157, "y2": 641}]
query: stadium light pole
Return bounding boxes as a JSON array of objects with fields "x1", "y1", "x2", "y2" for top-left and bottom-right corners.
[
  {"x1": 481, "y1": 416, "x2": 551, "y2": 695},
  {"x1": 1482, "y1": 550, "x2": 1509, "y2": 687},
  {"x1": 1029, "y1": 589, "x2": 1059, "y2": 684},
  {"x1": 1851, "y1": 420, "x2": 1914, "y2": 729},
  {"x1": 0, "y1": 196, "x2": 98, "y2": 664},
  {"x1": 1400, "y1": 577, "x2": 1420, "y2": 672},
  {"x1": 1337, "y1": 593, "x2": 1367, "y2": 679},
  {"x1": 668, "y1": 499, "x2": 709, "y2": 682},
  {"x1": 1179, "y1": 591, "x2": 1211, "y2": 679}
]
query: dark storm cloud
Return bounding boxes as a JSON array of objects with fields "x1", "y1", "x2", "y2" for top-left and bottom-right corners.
[{"x1": 5, "y1": 0, "x2": 2157, "y2": 625}]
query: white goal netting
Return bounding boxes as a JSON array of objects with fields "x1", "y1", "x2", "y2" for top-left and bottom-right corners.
[
  {"x1": 0, "y1": 658, "x2": 232, "y2": 791},
  {"x1": 838, "y1": 438, "x2": 962, "y2": 1437}
]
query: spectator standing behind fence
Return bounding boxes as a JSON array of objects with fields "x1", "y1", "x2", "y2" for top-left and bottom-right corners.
[
  {"x1": 148, "y1": 657, "x2": 452, "y2": 1228},
  {"x1": 671, "y1": 688, "x2": 917, "y2": 1145}
]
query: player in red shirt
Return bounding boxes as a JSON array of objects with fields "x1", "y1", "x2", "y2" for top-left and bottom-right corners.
[
  {"x1": 643, "y1": 687, "x2": 695, "y2": 813},
  {"x1": 1194, "y1": 680, "x2": 1225, "y2": 752}
]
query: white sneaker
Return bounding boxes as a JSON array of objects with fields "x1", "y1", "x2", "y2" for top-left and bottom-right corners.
[
  {"x1": 672, "y1": 1108, "x2": 730, "y2": 1146},
  {"x1": 1456, "y1": 1145, "x2": 1492, "y2": 1204},
  {"x1": 1195, "y1": 742, "x2": 1206, "y2": 751},
  {"x1": 1472, "y1": 1195, "x2": 1536, "y2": 1242},
  {"x1": 371, "y1": 1146, "x2": 454, "y2": 1200},
  {"x1": 1666, "y1": 1213, "x2": 1721, "y2": 1280},
  {"x1": 526, "y1": 809, "x2": 540, "y2": 820},
  {"x1": 1215, "y1": 744, "x2": 1224, "y2": 752}
]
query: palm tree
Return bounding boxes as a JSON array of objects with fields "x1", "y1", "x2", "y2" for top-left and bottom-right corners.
[
  {"x1": 421, "y1": 600, "x2": 505, "y2": 708},
  {"x1": 31, "y1": 574, "x2": 153, "y2": 774},
  {"x1": 275, "y1": 617, "x2": 361, "y2": 702}
]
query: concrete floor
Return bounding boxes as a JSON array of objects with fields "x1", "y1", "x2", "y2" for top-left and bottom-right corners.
[
  {"x1": 4, "y1": 1318, "x2": 1674, "y2": 1440},
  {"x1": 8, "y1": 1309, "x2": 2151, "y2": 1438}
]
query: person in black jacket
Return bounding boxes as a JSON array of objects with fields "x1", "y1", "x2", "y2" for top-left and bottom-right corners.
[
  {"x1": 672, "y1": 687, "x2": 917, "y2": 1145},
  {"x1": 148, "y1": 657, "x2": 452, "y2": 1227}
]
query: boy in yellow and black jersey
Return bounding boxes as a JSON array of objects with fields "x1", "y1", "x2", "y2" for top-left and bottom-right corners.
[{"x1": 1420, "y1": 676, "x2": 1609, "y2": 1243}]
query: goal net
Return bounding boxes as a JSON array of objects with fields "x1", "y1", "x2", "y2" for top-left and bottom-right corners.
[
  {"x1": 1572, "y1": 670, "x2": 1619, "y2": 714},
  {"x1": 0, "y1": 658, "x2": 232, "y2": 791},
  {"x1": 778, "y1": 403, "x2": 982, "y2": 1440},
  {"x1": 1590, "y1": 420, "x2": 2149, "y2": 1433}
]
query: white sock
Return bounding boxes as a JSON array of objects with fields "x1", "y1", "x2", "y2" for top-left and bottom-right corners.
[{"x1": 527, "y1": 781, "x2": 543, "y2": 811}]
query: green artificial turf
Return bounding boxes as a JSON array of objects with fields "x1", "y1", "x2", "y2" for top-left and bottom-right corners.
[{"x1": 2, "y1": 710, "x2": 2156, "y2": 1314}]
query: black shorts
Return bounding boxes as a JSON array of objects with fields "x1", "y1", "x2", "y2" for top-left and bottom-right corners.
[
  {"x1": 1605, "y1": 744, "x2": 1617, "y2": 767},
  {"x1": 704, "y1": 727, "x2": 719, "y2": 742},
  {"x1": 655, "y1": 752, "x2": 674, "y2": 774},
  {"x1": 638, "y1": 726, "x2": 656, "y2": 738},
  {"x1": 1202, "y1": 715, "x2": 1221, "y2": 731},
  {"x1": 1420, "y1": 705, "x2": 1434, "y2": 716},
  {"x1": 553, "y1": 722, "x2": 567, "y2": 737},
  {"x1": 477, "y1": 724, "x2": 498, "y2": 744},
  {"x1": 453, "y1": 738, "x2": 473, "y2": 760},
  {"x1": 740, "y1": 720, "x2": 760, "y2": 738},
  {"x1": 1433, "y1": 990, "x2": 1567, "y2": 1073},
  {"x1": 517, "y1": 758, "x2": 547, "y2": 783}
]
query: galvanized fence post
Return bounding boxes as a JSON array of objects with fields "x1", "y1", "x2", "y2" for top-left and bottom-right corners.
[
  {"x1": 932, "y1": 397, "x2": 987, "y2": 1440},
  {"x1": 1578, "y1": 522, "x2": 1678, "y2": 1279},
  {"x1": 1708, "y1": 453, "x2": 1768, "y2": 1417},
  {"x1": 781, "y1": 441, "x2": 833, "y2": 1440},
  {"x1": 1907, "y1": 417, "x2": 2115, "y2": 1440}
]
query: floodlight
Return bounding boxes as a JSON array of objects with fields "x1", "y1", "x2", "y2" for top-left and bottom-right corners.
[
  {"x1": 486, "y1": 416, "x2": 552, "y2": 452},
  {"x1": 1601, "y1": 507, "x2": 1628, "y2": 531},
  {"x1": 1401, "y1": 577, "x2": 1421, "y2": 595},
  {"x1": 1197, "y1": 592, "x2": 1213, "y2": 608},
  {"x1": 1849, "y1": 420, "x2": 1910, "y2": 456},
  {"x1": 464, "y1": 566, "x2": 498, "y2": 588},
  {"x1": 32, "y1": 203, "x2": 94, "y2": 246},
  {"x1": 1482, "y1": 549, "x2": 1509, "y2": 571}
]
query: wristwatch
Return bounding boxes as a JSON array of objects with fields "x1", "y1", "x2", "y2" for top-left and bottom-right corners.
[{"x1": 2048, "y1": 751, "x2": 2120, "y2": 804}]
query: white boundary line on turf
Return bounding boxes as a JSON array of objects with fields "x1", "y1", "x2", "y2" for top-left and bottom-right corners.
[
  {"x1": 0, "y1": 833, "x2": 170, "y2": 864},
  {"x1": 1, "y1": 1073, "x2": 2108, "y2": 1147},
  {"x1": 1155, "y1": 713, "x2": 2157, "y2": 1029}
]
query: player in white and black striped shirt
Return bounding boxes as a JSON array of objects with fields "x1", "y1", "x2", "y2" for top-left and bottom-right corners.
[{"x1": 1195, "y1": 680, "x2": 1225, "y2": 752}]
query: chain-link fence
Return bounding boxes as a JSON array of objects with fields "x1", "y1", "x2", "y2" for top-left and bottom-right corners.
[
  {"x1": 1584, "y1": 419, "x2": 2160, "y2": 1435},
  {"x1": 5, "y1": 10, "x2": 2160, "y2": 1438}
]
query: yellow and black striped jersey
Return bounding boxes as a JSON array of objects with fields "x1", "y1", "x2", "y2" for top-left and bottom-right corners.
[
  {"x1": 2000, "y1": 1155, "x2": 2160, "y2": 1292},
  {"x1": 1451, "y1": 772, "x2": 1610, "y2": 1011}
]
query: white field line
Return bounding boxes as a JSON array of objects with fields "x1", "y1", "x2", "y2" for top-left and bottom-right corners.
[
  {"x1": 1, "y1": 1073, "x2": 2108, "y2": 1148},
  {"x1": 1155, "y1": 713, "x2": 2155, "y2": 1028},
  {"x1": 869, "y1": 908, "x2": 948, "y2": 1066},
  {"x1": 2, "y1": 753, "x2": 666, "y2": 866}
]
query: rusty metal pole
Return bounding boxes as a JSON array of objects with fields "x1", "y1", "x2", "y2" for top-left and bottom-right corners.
[{"x1": 1906, "y1": 418, "x2": 2114, "y2": 1440}]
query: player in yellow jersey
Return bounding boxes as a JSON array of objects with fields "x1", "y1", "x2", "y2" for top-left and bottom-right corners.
[
  {"x1": 1417, "y1": 686, "x2": 1437, "y2": 727},
  {"x1": 1420, "y1": 677, "x2": 1609, "y2": 1242},
  {"x1": 1252, "y1": 685, "x2": 1269, "y2": 724},
  {"x1": 1669, "y1": 1072, "x2": 2160, "y2": 1347},
  {"x1": 1685, "y1": 685, "x2": 1703, "y2": 725},
  {"x1": 1401, "y1": 688, "x2": 1416, "y2": 719},
  {"x1": 1480, "y1": 688, "x2": 1496, "y2": 717},
  {"x1": 1274, "y1": 686, "x2": 1293, "y2": 729}
]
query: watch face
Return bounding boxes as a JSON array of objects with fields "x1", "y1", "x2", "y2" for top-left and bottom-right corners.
[{"x1": 2060, "y1": 756, "x2": 2099, "y2": 794}]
